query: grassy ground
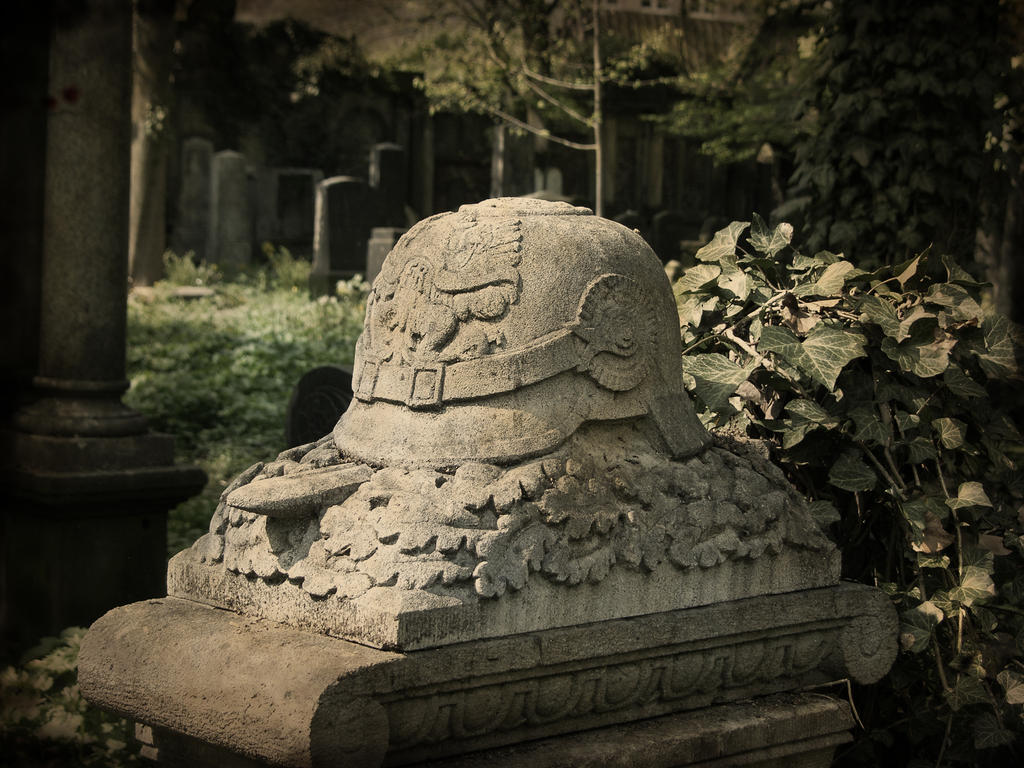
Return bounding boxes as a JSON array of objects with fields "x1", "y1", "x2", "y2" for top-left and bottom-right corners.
[{"x1": 124, "y1": 252, "x2": 368, "y2": 556}]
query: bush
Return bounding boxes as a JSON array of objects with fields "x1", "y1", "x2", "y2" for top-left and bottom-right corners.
[
  {"x1": 675, "y1": 217, "x2": 1024, "y2": 766},
  {"x1": 0, "y1": 629, "x2": 137, "y2": 767},
  {"x1": 126, "y1": 273, "x2": 368, "y2": 555}
]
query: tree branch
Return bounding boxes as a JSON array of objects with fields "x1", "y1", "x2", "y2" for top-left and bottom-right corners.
[
  {"x1": 488, "y1": 106, "x2": 597, "y2": 151},
  {"x1": 522, "y1": 77, "x2": 594, "y2": 127},
  {"x1": 520, "y1": 62, "x2": 594, "y2": 91}
]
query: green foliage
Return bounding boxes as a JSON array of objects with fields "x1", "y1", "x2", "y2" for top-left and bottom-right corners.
[
  {"x1": 789, "y1": 0, "x2": 1011, "y2": 266},
  {"x1": 676, "y1": 219, "x2": 1024, "y2": 766},
  {"x1": 126, "y1": 274, "x2": 367, "y2": 555},
  {"x1": 160, "y1": 249, "x2": 221, "y2": 287},
  {"x1": 657, "y1": 2, "x2": 820, "y2": 165},
  {"x1": 261, "y1": 242, "x2": 312, "y2": 290},
  {"x1": 1, "y1": 628, "x2": 137, "y2": 767}
]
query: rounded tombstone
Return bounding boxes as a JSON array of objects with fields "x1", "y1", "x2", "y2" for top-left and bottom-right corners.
[
  {"x1": 286, "y1": 365, "x2": 353, "y2": 448},
  {"x1": 334, "y1": 197, "x2": 710, "y2": 468}
]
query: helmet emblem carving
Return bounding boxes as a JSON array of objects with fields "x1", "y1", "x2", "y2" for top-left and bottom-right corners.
[
  {"x1": 572, "y1": 274, "x2": 655, "y2": 392},
  {"x1": 367, "y1": 214, "x2": 523, "y2": 366}
]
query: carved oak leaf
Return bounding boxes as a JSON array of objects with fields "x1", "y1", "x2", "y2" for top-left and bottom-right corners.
[
  {"x1": 397, "y1": 524, "x2": 439, "y2": 554},
  {"x1": 473, "y1": 522, "x2": 556, "y2": 598},
  {"x1": 541, "y1": 543, "x2": 616, "y2": 585}
]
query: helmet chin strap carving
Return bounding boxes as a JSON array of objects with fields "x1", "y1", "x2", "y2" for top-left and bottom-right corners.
[{"x1": 353, "y1": 274, "x2": 654, "y2": 410}]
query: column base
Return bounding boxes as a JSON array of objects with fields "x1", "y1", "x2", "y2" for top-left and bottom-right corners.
[{"x1": 1, "y1": 430, "x2": 205, "y2": 659}]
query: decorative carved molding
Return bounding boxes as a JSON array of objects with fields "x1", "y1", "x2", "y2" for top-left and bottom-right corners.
[
  {"x1": 193, "y1": 425, "x2": 834, "y2": 608},
  {"x1": 383, "y1": 624, "x2": 840, "y2": 753}
]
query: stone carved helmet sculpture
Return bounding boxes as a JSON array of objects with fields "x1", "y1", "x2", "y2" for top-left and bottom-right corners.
[{"x1": 335, "y1": 198, "x2": 711, "y2": 468}]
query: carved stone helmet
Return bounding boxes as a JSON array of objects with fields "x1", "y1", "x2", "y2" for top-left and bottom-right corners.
[{"x1": 334, "y1": 198, "x2": 710, "y2": 468}]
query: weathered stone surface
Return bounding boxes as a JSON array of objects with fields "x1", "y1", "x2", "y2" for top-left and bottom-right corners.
[
  {"x1": 80, "y1": 587, "x2": 889, "y2": 766},
  {"x1": 79, "y1": 197, "x2": 898, "y2": 765},
  {"x1": 167, "y1": 197, "x2": 849, "y2": 651},
  {"x1": 171, "y1": 424, "x2": 838, "y2": 649},
  {"x1": 340, "y1": 197, "x2": 710, "y2": 466}
]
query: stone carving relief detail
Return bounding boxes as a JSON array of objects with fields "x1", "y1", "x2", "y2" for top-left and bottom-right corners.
[
  {"x1": 383, "y1": 627, "x2": 838, "y2": 751},
  {"x1": 363, "y1": 212, "x2": 524, "y2": 366},
  {"x1": 189, "y1": 424, "x2": 833, "y2": 605}
]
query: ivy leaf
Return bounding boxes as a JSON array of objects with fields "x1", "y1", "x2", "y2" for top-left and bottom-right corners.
[
  {"x1": 676, "y1": 294, "x2": 705, "y2": 328},
  {"x1": 718, "y1": 256, "x2": 751, "y2": 301},
  {"x1": 828, "y1": 451, "x2": 876, "y2": 492},
  {"x1": 800, "y1": 326, "x2": 867, "y2": 390},
  {"x1": 785, "y1": 398, "x2": 835, "y2": 425},
  {"x1": 975, "y1": 314, "x2": 1018, "y2": 378},
  {"x1": 760, "y1": 322, "x2": 865, "y2": 392},
  {"x1": 942, "y1": 253, "x2": 989, "y2": 288},
  {"x1": 812, "y1": 260, "x2": 855, "y2": 296},
  {"x1": 881, "y1": 329, "x2": 954, "y2": 378},
  {"x1": 849, "y1": 405, "x2": 889, "y2": 445},
  {"x1": 677, "y1": 264, "x2": 722, "y2": 292},
  {"x1": 946, "y1": 481, "x2": 992, "y2": 511},
  {"x1": 906, "y1": 437, "x2": 937, "y2": 463},
  {"x1": 748, "y1": 214, "x2": 792, "y2": 258},
  {"x1": 682, "y1": 353, "x2": 753, "y2": 411},
  {"x1": 973, "y1": 713, "x2": 1015, "y2": 750},
  {"x1": 695, "y1": 221, "x2": 750, "y2": 262},
  {"x1": 943, "y1": 675, "x2": 988, "y2": 711},
  {"x1": 932, "y1": 417, "x2": 967, "y2": 449},
  {"x1": 893, "y1": 254, "x2": 922, "y2": 289},
  {"x1": 899, "y1": 600, "x2": 944, "y2": 653},
  {"x1": 894, "y1": 410, "x2": 920, "y2": 431},
  {"x1": 807, "y1": 500, "x2": 840, "y2": 527},
  {"x1": 858, "y1": 295, "x2": 903, "y2": 339},
  {"x1": 942, "y1": 366, "x2": 986, "y2": 399},
  {"x1": 949, "y1": 565, "x2": 996, "y2": 607},
  {"x1": 997, "y1": 669, "x2": 1024, "y2": 705}
]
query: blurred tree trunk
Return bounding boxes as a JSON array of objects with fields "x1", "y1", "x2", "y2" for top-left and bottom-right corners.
[{"x1": 129, "y1": 0, "x2": 176, "y2": 286}]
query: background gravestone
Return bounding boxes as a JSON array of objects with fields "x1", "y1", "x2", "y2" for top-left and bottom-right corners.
[
  {"x1": 171, "y1": 137, "x2": 213, "y2": 259},
  {"x1": 311, "y1": 175, "x2": 375, "y2": 294},
  {"x1": 285, "y1": 365, "x2": 353, "y2": 448},
  {"x1": 277, "y1": 169, "x2": 323, "y2": 253},
  {"x1": 365, "y1": 226, "x2": 406, "y2": 284},
  {"x1": 368, "y1": 142, "x2": 407, "y2": 228},
  {"x1": 208, "y1": 149, "x2": 251, "y2": 269}
]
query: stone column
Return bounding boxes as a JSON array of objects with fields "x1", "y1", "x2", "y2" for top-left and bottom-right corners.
[{"x1": 1, "y1": 0, "x2": 204, "y2": 659}]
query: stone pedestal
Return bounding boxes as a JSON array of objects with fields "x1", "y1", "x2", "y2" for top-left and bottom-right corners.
[
  {"x1": 81, "y1": 584, "x2": 889, "y2": 767},
  {"x1": 79, "y1": 199, "x2": 897, "y2": 765},
  {"x1": 0, "y1": 0, "x2": 205, "y2": 658}
]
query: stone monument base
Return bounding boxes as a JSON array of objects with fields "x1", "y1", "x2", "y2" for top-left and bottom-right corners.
[
  {"x1": 80, "y1": 583, "x2": 893, "y2": 767},
  {"x1": 136, "y1": 694, "x2": 853, "y2": 768}
]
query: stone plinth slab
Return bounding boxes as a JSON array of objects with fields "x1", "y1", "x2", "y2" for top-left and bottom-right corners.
[
  {"x1": 168, "y1": 545, "x2": 840, "y2": 651},
  {"x1": 80, "y1": 583, "x2": 894, "y2": 767}
]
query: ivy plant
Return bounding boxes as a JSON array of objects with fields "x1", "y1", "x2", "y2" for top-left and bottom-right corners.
[{"x1": 675, "y1": 218, "x2": 1024, "y2": 766}]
